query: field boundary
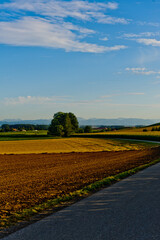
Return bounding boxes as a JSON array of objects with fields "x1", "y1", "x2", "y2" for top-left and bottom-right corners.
[
  {"x1": 73, "y1": 133, "x2": 160, "y2": 141},
  {"x1": 1, "y1": 157, "x2": 160, "y2": 236}
]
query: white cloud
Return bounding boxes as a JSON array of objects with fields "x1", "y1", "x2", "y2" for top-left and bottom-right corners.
[
  {"x1": 137, "y1": 21, "x2": 160, "y2": 27},
  {"x1": 121, "y1": 33, "x2": 160, "y2": 51},
  {"x1": 4, "y1": 96, "x2": 71, "y2": 105},
  {"x1": 106, "y1": 2, "x2": 118, "y2": 10},
  {"x1": 3, "y1": 92, "x2": 145, "y2": 107},
  {"x1": 3, "y1": 95, "x2": 111, "y2": 106},
  {"x1": 97, "y1": 16, "x2": 129, "y2": 24},
  {"x1": 0, "y1": 1, "x2": 129, "y2": 52},
  {"x1": 0, "y1": 0, "x2": 127, "y2": 24},
  {"x1": 137, "y1": 38, "x2": 160, "y2": 47},
  {"x1": 123, "y1": 32, "x2": 160, "y2": 38},
  {"x1": 0, "y1": 17, "x2": 127, "y2": 53},
  {"x1": 100, "y1": 37, "x2": 109, "y2": 41},
  {"x1": 126, "y1": 67, "x2": 146, "y2": 71},
  {"x1": 125, "y1": 67, "x2": 160, "y2": 75}
]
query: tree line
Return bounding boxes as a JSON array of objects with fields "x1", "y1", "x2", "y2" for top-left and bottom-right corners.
[{"x1": 0, "y1": 124, "x2": 49, "y2": 132}]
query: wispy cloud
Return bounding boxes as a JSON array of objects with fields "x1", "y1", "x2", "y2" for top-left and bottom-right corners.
[
  {"x1": 0, "y1": 0, "x2": 128, "y2": 52},
  {"x1": 121, "y1": 32, "x2": 160, "y2": 51},
  {"x1": 122, "y1": 32, "x2": 160, "y2": 38},
  {"x1": 100, "y1": 37, "x2": 109, "y2": 41},
  {"x1": 125, "y1": 67, "x2": 160, "y2": 75},
  {"x1": 2, "y1": 95, "x2": 112, "y2": 106},
  {"x1": 137, "y1": 38, "x2": 160, "y2": 47},
  {"x1": 97, "y1": 16, "x2": 129, "y2": 24},
  {"x1": 0, "y1": 17, "x2": 127, "y2": 53},
  {"x1": 4, "y1": 95, "x2": 71, "y2": 105},
  {"x1": 126, "y1": 67, "x2": 146, "y2": 71},
  {"x1": 3, "y1": 92, "x2": 145, "y2": 106},
  {"x1": 0, "y1": 1, "x2": 120, "y2": 21},
  {"x1": 137, "y1": 21, "x2": 160, "y2": 27}
]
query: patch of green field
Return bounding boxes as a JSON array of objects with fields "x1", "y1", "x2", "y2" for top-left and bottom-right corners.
[
  {"x1": 2, "y1": 128, "x2": 160, "y2": 143},
  {"x1": 0, "y1": 130, "x2": 47, "y2": 136},
  {"x1": 73, "y1": 131, "x2": 160, "y2": 142},
  {"x1": 0, "y1": 130, "x2": 51, "y2": 141}
]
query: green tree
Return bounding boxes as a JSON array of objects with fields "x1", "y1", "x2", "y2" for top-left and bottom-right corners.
[
  {"x1": 68, "y1": 112, "x2": 79, "y2": 132},
  {"x1": 78, "y1": 128, "x2": 84, "y2": 133},
  {"x1": 143, "y1": 129, "x2": 147, "y2": 132},
  {"x1": 63, "y1": 114, "x2": 72, "y2": 137},
  {"x1": 54, "y1": 125, "x2": 64, "y2": 136},
  {"x1": 48, "y1": 112, "x2": 79, "y2": 137},
  {"x1": 48, "y1": 112, "x2": 63, "y2": 136},
  {"x1": 84, "y1": 125, "x2": 92, "y2": 133},
  {"x1": 1, "y1": 124, "x2": 10, "y2": 132}
]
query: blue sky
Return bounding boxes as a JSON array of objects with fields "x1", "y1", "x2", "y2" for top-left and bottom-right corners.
[{"x1": 1, "y1": 0, "x2": 160, "y2": 120}]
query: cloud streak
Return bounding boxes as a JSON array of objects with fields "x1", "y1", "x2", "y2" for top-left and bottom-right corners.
[
  {"x1": 137, "y1": 38, "x2": 160, "y2": 47},
  {"x1": 0, "y1": 16, "x2": 127, "y2": 52},
  {"x1": 125, "y1": 67, "x2": 160, "y2": 75},
  {"x1": 123, "y1": 32, "x2": 160, "y2": 38},
  {"x1": 0, "y1": 1, "x2": 125, "y2": 24},
  {"x1": 3, "y1": 93, "x2": 145, "y2": 106},
  {"x1": 121, "y1": 32, "x2": 160, "y2": 50},
  {"x1": 4, "y1": 96, "x2": 71, "y2": 105},
  {"x1": 0, "y1": 0, "x2": 129, "y2": 52}
]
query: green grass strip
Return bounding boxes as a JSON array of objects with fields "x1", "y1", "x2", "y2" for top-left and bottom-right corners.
[
  {"x1": 1, "y1": 158, "x2": 160, "y2": 229},
  {"x1": 72, "y1": 133, "x2": 160, "y2": 142}
]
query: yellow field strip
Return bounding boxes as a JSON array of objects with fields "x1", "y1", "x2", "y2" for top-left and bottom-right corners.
[{"x1": 0, "y1": 138, "x2": 150, "y2": 154}]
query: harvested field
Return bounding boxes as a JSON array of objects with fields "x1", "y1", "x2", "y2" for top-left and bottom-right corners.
[
  {"x1": 0, "y1": 147, "x2": 160, "y2": 227},
  {"x1": 78, "y1": 130, "x2": 160, "y2": 141},
  {"x1": 0, "y1": 138, "x2": 154, "y2": 154}
]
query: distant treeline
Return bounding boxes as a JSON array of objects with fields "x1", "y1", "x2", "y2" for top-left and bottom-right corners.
[
  {"x1": 91, "y1": 125, "x2": 125, "y2": 132},
  {"x1": 151, "y1": 127, "x2": 160, "y2": 131},
  {"x1": 143, "y1": 127, "x2": 160, "y2": 132},
  {"x1": 0, "y1": 124, "x2": 49, "y2": 132}
]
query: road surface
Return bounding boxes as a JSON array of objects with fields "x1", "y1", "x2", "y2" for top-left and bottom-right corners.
[{"x1": 2, "y1": 162, "x2": 160, "y2": 240}]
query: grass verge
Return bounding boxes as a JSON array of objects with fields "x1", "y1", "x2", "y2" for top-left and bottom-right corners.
[{"x1": 1, "y1": 158, "x2": 160, "y2": 231}]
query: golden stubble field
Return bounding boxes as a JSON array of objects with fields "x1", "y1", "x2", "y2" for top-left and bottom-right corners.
[{"x1": 0, "y1": 137, "x2": 154, "y2": 154}]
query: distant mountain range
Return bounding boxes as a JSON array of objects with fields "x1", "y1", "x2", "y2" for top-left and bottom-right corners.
[
  {"x1": 0, "y1": 118, "x2": 160, "y2": 127},
  {"x1": 78, "y1": 118, "x2": 160, "y2": 126},
  {"x1": 0, "y1": 119, "x2": 51, "y2": 126}
]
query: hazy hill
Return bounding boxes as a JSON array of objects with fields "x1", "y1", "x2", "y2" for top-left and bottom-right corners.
[
  {"x1": 0, "y1": 118, "x2": 160, "y2": 127},
  {"x1": 149, "y1": 122, "x2": 160, "y2": 127},
  {"x1": 0, "y1": 119, "x2": 51, "y2": 126},
  {"x1": 78, "y1": 118, "x2": 160, "y2": 127}
]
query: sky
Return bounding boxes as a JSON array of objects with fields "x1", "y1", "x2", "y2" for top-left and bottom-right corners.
[{"x1": 1, "y1": 0, "x2": 160, "y2": 120}]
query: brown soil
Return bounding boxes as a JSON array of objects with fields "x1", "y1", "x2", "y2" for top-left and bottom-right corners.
[{"x1": 0, "y1": 147, "x2": 160, "y2": 221}]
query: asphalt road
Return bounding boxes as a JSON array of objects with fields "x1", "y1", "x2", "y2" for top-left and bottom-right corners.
[{"x1": 2, "y1": 162, "x2": 160, "y2": 240}]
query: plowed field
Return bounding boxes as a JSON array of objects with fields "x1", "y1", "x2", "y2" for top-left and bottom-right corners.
[{"x1": 0, "y1": 147, "x2": 160, "y2": 225}]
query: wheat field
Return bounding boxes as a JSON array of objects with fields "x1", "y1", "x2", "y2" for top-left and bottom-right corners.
[{"x1": 0, "y1": 137, "x2": 153, "y2": 154}]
